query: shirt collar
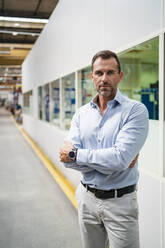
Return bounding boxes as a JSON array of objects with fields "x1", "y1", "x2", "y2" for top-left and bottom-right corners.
[
  {"x1": 113, "y1": 90, "x2": 125, "y2": 105},
  {"x1": 90, "y1": 90, "x2": 125, "y2": 108}
]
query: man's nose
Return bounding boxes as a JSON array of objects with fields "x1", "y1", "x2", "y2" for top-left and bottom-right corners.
[{"x1": 101, "y1": 73, "x2": 108, "y2": 82}]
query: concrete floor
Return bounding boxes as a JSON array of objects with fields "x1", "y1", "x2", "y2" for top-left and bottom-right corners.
[{"x1": 0, "y1": 107, "x2": 81, "y2": 248}]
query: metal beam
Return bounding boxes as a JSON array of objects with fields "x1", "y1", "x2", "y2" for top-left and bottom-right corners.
[
  {"x1": 34, "y1": 0, "x2": 42, "y2": 15},
  {"x1": 0, "y1": 88, "x2": 14, "y2": 91},
  {"x1": 0, "y1": 65, "x2": 21, "y2": 68},
  {"x1": 0, "y1": 75, "x2": 21, "y2": 78},
  {"x1": 1, "y1": 0, "x2": 5, "y2": 13},
  {"x1": 0, "y1": 29, "x2": 40, "y2": 36},
  {"x1": 0, "y1": 38, "x2": 35, "y2": 44},
  {"x1": 0, "y1": 59, "x2": 24, "y2": 65},
  {"x1": 0, "y1": 26, "x2": 42, "y2": 33},
  {"x1": 0, "y1": 43, "x2": 33, "y2": 49},
  {"x1": 0, "y1": 10, "x2": 50, "y2": 19},
  {"x1": 0, "y1": 83, "x2": 16, "y2": 86},
  {"x1": 0, "y1": 21, "x2": 45, "y2": 29}
]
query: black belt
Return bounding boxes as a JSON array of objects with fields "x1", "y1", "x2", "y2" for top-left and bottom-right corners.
[{"x1": 81, "y1": 182, "x2": 136, "y2": 199}]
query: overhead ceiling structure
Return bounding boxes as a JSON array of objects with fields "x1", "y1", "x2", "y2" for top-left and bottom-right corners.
[{"x1": 0, "y1": 0, "x2": 59, "y2": 92}]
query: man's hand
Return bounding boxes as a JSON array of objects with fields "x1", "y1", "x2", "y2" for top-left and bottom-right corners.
[
  {"x1": 129, "y1": 154, "x2": 139, "y2": 168},
  {"x1": 60, "y1": 141, "x2": 74, "y2": 162}
]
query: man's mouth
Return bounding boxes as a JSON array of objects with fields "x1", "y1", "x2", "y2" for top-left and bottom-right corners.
[{"x1": 99, "y1": 85, "x2": 111, "y2": 89}]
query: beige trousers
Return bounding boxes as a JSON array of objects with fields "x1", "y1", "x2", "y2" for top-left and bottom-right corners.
[{"x1": 75, "y1": 183, "x2": 139, "y2": 248}]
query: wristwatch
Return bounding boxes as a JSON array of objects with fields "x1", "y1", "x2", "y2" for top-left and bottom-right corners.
[{"x1": 68, "y1": 147, "x2": 78, "y2": 161}]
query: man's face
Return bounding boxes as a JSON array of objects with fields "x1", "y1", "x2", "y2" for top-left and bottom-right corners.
[{"x1": 91, "y1": 57, "x2": 123, "y2": 99}]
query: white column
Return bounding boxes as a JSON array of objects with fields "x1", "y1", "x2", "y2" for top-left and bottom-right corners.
[{"x1": 158, "y1": 32, "x2": 164, "y2": 248}]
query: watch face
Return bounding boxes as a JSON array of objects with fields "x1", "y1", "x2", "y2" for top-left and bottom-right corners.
[{"x1": 69, "y1": 151, "x2": 75, "y2": 158}]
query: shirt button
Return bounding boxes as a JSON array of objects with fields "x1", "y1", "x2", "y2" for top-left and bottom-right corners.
[{"x1": 98, "y1": 139, "x2": 101, "y2": 142}]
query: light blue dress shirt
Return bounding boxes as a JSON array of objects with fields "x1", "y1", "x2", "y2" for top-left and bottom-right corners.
[{"x1": 64, "y1": 90, "x2": 149, "y2": 190}]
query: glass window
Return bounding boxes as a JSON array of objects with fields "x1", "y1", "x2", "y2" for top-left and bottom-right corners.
[
  {"x1": 38, "y1": 86, "x2": 42, "y2": 120},
  {"x1": 50, "y1": 79, "x2": 60, "y2": 126},
  {"x1": 38, "y1": 84, "x2": 50, "y2": 122},
  {"x1": 62, "y1": 73, "x2": 75, "y2": 130},
  {"x1": 118, "y1": 37, "x2": 159, "y2": 120},
  {"x1": 23, "y1": 90, "x2": 33, "y2": 114},
  {"x1": 44, "y1": 84, "x2": 50, "y2": 122},
  {"x1": 118, "y1": 37, "x2": 159, "y2": 175},
  {"x1": 78, "y1": 66, "x2": 96, "y2": 107}
]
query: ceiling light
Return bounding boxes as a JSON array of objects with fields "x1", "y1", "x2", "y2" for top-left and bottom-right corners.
[
  {"x1": 14, "y1": 23, "x2": 20, "y2": 27},
  {"x1": 0, "y1": 30, "x2": 39, "y2": 36},
  {"x1": 0, "y1": 16, "x2": 48, "y2": 24},
  {"x1": 0, "y1": 50, "x2": 10, "y2": 54}
]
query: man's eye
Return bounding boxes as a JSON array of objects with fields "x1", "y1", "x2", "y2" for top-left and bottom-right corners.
[
  {"x1": 95, "y1": 71, "x2": 102, "y2": 76},
  {"x1": 108, "y1": 71, "x2": 115, "y2": 75}
]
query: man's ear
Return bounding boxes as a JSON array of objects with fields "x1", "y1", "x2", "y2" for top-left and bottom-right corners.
[
  {"x1": 91, "y1": 71, "x2": 94, "y2": 81},
  {"x1": 119, "y1": 71, "x2": 123, "y2": 82}
]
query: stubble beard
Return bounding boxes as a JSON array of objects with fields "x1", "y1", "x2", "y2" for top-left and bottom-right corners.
[{"x1": 98, "y1": 85, "x2": 115, "y2": 98}]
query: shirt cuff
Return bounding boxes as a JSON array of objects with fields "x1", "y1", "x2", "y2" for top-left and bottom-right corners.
[{"x1": 77, "y1": 149, "x2": 89, "y2": 165}]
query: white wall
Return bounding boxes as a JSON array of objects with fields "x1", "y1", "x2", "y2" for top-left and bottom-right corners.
[
  {"x1": 138, "y1": 172, "x2": 162, "y2": 247},
  {"x1": 22, "y1": 0, "x2": 162, "y2": 92},
  {"x1": 104, "y1": 0, "x2": 162, "y2": 50},
  {"x1": 141, "y1": 120, "x2": 160, "y2": 175},
  {"x1": 22, "y1": 0, "x2": 165, "y2": 247},
  {"x1": 22, "y1": 0, "x2": 104, "y2": 92},
  {"x1": 163, "y1": 181, "x2": 165, "y2": 247}
]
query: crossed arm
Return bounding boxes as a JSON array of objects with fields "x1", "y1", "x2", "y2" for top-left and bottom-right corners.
[
  {"x1": 59, "y1": 103, "x2": 148, "y2": 174},
  {"x1": 60, "y1": 140, "x2": 139, "y2": 168}
]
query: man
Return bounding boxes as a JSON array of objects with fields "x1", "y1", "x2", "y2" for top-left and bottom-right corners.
[{"x1": 60, "y1": 50, "x2": 149, "y2": 248}]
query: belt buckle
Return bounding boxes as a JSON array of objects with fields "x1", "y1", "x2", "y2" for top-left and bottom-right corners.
[{"x1": 94, "y1": 189, "x2": 105, "y2": 199}]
